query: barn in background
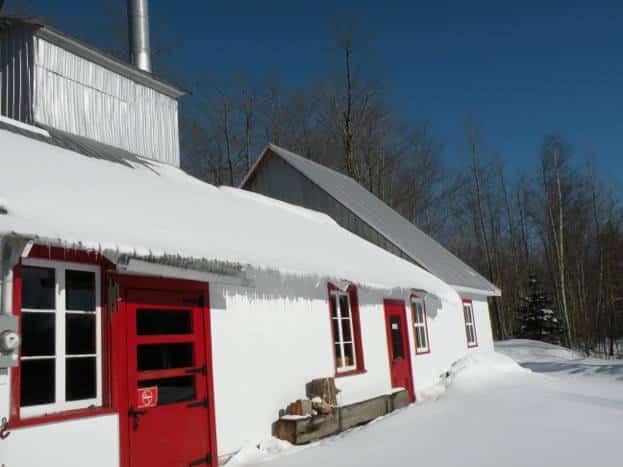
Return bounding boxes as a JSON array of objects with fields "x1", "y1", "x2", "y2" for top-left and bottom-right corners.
[{"x1": 242, "y1": 144, "x2": 500, "y2": 382}]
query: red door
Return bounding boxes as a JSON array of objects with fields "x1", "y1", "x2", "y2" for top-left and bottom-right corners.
[
  {"x1": 383, "y1": 300, "x2": 415, "y2": 402},
  {"x1": 122, "y1": 285, "x2": 214, "y2": 467}
]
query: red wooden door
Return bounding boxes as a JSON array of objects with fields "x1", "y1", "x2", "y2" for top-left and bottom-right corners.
[
  {"x1": 125, "y1": 288, "x2": 213, "y2": 467},
  {"x1": 383, "y1": 300, "x2": 415, "y2": 402}
]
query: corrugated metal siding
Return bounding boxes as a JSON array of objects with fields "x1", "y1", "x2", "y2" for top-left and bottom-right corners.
[
  {"x1": 33, "y1": 38, "x2": 180, "y2": 166},
  {"x1": 246, "y1": 154, "x2": 413, "y2": 263},
  {"x1": 0, "y1": 23, "x2": 35, "y2": 122},
  {"x1": 246, "y1": 145, "x2": 499, "y2": 294}
]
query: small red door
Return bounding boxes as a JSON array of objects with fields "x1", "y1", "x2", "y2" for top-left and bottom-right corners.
[
  {"x1": 384, "y1": 300, "x2": 415, "y2": 402},
  {"x1": 124, "y1": 287, "x2": 214, "y2": 467}
]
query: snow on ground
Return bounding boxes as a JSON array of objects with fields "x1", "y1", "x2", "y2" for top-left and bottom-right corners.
[
  {"x1": 497, "y1": 339, "x2": 623, "y2": 382},
  {"x1": 231, "y1": 340, "x2": 623, "y2": 467}
]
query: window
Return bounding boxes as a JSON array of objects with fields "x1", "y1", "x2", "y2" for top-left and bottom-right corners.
[
  {"x1": 463, "y1": 300, "x2": 478, "y2": 347},
  {"x1": 328, "y1": 284, "x2": 364, "y2": 375},
  {"x1": 19, "y1": 259, "x2": 102, "y2": 418},
  {"x1": 411, "y1": 296, "x2": 430, "y2": 354}
]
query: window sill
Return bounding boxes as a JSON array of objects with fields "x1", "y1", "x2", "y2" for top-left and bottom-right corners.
[
  {"x1": 467, "y1": 343, "x2": 479, "y2": 349},
  {"x1": 9, "y1": 406, "x2": 116, "y2": 429},
  {"x1": 415, "y1": 349, "x2": 431, "y2": 355},
  {"x1": 334, "y1": 369, "x2": 367, "y2": 378}
]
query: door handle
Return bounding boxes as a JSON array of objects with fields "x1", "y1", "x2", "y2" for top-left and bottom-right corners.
[{"x1": 128, "y1": 407, "x2": 147, "y2": 431}]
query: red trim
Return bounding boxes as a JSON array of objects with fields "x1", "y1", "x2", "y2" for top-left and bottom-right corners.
[
  {"x1": 27, "y1": 244, "x2": 115, "y2": 268},
  {"x1": 115, "y1": 275, "x2": 217, "y2": 467},
  {"x1": 9, "y1": 408, "x2": 117, "y2": 429},
  {"x1": 410, "y1": 293, "x2": 431, "y2": 355},
  {"x1": 382, "y1": 299, "x2": 416, "y2": 403},
  {"x1": 327, "y1": 282, "x2": 366, "y2": 377},
  {"x1": 334, "y1": 368, "x2": 367, "y2": 378},
  {"x1": 462, "y1": 299, "x2": 479, "y2": 348},
  {"x1": 10, "y1": 246, "x2": 114, "y2": 426}
]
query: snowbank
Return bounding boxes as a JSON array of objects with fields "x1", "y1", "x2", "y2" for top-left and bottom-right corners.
[
  {"x1": 496, "y1": 339, "x2": 583, "y2": 361},
  {"x1": 496, "y1": 339, "x2": 623, "y2": 383},
  {"x1": 444, "y1": 350, "x2": 529, "y2": 391},
  {"x1": 416, "y1": 350, "x2": 528, "y2": 400},
  {"x1": 232, "y1": 344, "x2": 623, "y2": 467},
  {"x1": 0, "y1": 123, "x2": 457, "y2": 300}
]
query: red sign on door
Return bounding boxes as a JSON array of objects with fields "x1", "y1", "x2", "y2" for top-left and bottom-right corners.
[{"x1": 137, "y1": 386, "x2": 158, "y2": 409}]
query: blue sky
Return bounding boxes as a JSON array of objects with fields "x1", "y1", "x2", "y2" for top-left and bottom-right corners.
[{"x1": 20, "y1": 0, "x2": 623, "y2": 184}]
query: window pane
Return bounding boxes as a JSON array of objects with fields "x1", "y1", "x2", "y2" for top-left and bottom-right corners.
[
  {"x1": 66, "y1": 357, "x2": 96, "y2": 401},
  {"x1": 22, "y1": 266, "x2": 55, "y2": 309},
  {"x1": 21, "y1": 359, "x2": 55, "y2": 406},
  {"x1": 417, "y1": 327, "x2": 427, "y2": 349},
  {"x1": 137, "y1": 309, "x2": 192, "y2": 335},
  {"x1": 139, "y1": 376, "x2": 195, "y2": 405},
  {"x1": 343, "y1": 343, "x2": 354, "y2": 367},
  {"x1": 66, "y1": 270, "x2": 95, "y2": 311},
  {"x1": 340, "y1": 318, "x2": 352, "y2": 342},
  {"x1": 66, "y1": 314, "x2": 96, "y2": 355},
  {"x1": 390, "y1": 316, "x2": 405, "y2": 360},
  {"x1": 138, "y1": 343, "x2": 194, "y2": 371},
  {"x1": 338, "y1": 295, "x2": 350, "y2": 319},
  {"x1": 21, "y1": 312, "x2": 55, "y2": 357},
  {"x1": 334, "y1": 343, "x2": 343, "y2": 361},
  {"x1": 331, "y1": 318, "x2": 340, "y2": 344},
  {"x1": 467, "y1": 326, "x2": 476, "y2": 344},
  {"x1": 329, "y1": 295, "x2": 338, "y2": 318}
]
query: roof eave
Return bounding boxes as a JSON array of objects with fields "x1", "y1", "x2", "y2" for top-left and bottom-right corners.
[
  {"x1": 0, "y1": 16, "x2": 188, "y2": 99},
  {"x1": 239, "y1": 144, "x2": 273, "y2": 188},
  {"x1": 451, "y1": 284, "x2": 502, "y2": 298}
]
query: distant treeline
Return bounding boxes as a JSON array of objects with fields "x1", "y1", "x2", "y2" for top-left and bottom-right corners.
[{"x1": 179, "y1": 29, "x2": 623, "y2": 357}]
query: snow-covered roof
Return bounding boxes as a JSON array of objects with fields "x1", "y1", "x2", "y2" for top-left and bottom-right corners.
[
  {"x1": 0, "y1": 118, "x2": 457, "y2": 302},
  {"x1": 244, "y1": 144, "x2": 500, "y2": 296}
]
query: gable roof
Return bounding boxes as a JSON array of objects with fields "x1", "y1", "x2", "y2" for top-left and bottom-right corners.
[
  {"x1": 0, "y1": 16, "x2": 187, "y2": 99},
  {"x1": 0, "y1": 117, "x2": 457, "y2": 302},
  {"x1": 242, "y1": 144, "x2": 500, "y2": 296}
]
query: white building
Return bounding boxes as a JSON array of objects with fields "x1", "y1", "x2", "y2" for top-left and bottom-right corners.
[{"x1": 0, "y1": 15, "x2": 498, "y2": 467}]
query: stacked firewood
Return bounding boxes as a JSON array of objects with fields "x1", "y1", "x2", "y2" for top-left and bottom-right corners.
[{"x1": 284, "y1": 377, "x2": 339, "y2": 417}]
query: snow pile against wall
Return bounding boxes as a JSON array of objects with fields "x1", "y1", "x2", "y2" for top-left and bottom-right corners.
[
  {"x1": 0, "y1": 124, "x2": 457, "y2": 300},
  {"x1": 446, "y1": 351, "x2": 529, "y2": 390},
  {"x1": 228, "y1": 344, "x2": 623, "y2": 467}
]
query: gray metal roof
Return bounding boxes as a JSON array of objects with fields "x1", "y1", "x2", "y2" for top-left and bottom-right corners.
[
  {"x1": 0, "y1": 16, "x2": 187, "y2": 99},
  {"x1": 247, "y1": 144, "x2": 500, "y2": 296}
]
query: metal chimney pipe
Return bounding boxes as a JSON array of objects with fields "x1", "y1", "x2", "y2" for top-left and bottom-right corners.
[{"x1": 127, "y1": 0, "x2": 152, "y2": 72}]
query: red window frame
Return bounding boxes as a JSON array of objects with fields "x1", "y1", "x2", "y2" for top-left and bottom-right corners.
[
  {"x1": 9, "y1": 245, "x2": 115, "y2": 428},
  {"x1": 410, "y1": 293, "x2": 431, "y2": 355},
  {"x1": 462, "y1": 299, "x2": 479, "y2": 348},
  {"x1": 327, "y1": 283, "x2": 366, "y2": 377}
]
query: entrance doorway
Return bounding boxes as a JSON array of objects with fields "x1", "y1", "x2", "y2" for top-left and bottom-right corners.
[
  {"x1": 116, "y1": 277, "x2": 216, "y2": 467},
  {"x1": 383, "y1": 299, "x2": 415, "y2": 402}
]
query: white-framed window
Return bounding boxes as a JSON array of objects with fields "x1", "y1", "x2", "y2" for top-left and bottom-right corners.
[
  {"x1": 463, "y1": 301, "x2": 478, "y2": 347},
  {"x1": 329, "y1": 291, "x2": 357, "y2": 373},
  {"x1": 19, "y1": 259, "x2": 102, "y2": 418},
  {"x1": 411, "y1": 297, "x2": 430, "y2": 354}
]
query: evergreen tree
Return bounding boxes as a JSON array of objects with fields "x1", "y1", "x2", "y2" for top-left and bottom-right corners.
[{"x1": 518, "y1": 275, "x2": 565, "y2": 345}]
